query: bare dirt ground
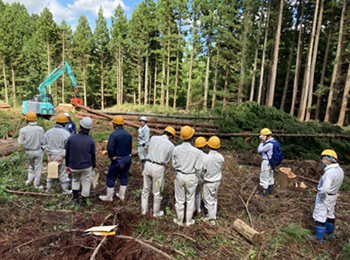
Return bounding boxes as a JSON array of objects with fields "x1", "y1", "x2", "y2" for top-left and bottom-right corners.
[{"x1": 0, "y1": 124, "x2": 349, "y2": 259}]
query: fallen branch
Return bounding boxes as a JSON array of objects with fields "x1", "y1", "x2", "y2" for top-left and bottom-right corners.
[
  {"x1": 297, "y1": 175, "x2": 319, "y2": 184},
  {"x1": 240, "y1": 175, "x2": 254, "y2": 193},
  {"x1": 6, "y1": 189, "x2": 57, "y2": 197},
  {"x1": 117, "y1": 235, "x2": 174, "y2": 260},
  {"x1": 171, "y1": 232, "x2": 196, "y2": 242},
  {"x1": 239, "y1": 195, "x2": 254, "y2": 229},
  {"x1": 144, "y1": 239, "x2": 185, "y2": 257}
]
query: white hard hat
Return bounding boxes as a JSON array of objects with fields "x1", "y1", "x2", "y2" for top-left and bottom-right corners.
[
  {"x1": 140, "y1": 116, "x2": 147, "y2": 122},
  {"x1": 80, "y1": 117, "x2": 93, "y2": 129},
  {"x1": 64, "y1": 112, "x2": 70, "y2": 118}
]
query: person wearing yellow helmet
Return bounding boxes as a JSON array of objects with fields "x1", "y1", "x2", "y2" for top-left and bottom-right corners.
[
  {"x1": 141, "y1": 126, "x2": 175, "y2": 217},
  {"x1": 18, "y1": 111, "x2": 46, "y2": 189},
  {"x1": 44, "y1": 114, "x2": 71, "y2": 194},
  {"x1": 99, "y1": 115, "x2": 132, "y2": 202},
  {"x1": 308, "y1": 149, "x2": 344, "y2": 242},
  {"x1": 201, "y1": 136, "x2": 224, "y2": 225},
  {"x1": 138, "y1": 116, "x2": 150, "y2": 170},
  {"x1": 172, "y1": 126, "x2": 202, "y2": 226},
  {"x1": 194, "y1": 137, "x2": 207, "y2": 214}
]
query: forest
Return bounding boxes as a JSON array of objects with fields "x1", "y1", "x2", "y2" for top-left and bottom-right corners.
[{"x1": 0, "y1": 0, "x2": 349, "y2": 126}]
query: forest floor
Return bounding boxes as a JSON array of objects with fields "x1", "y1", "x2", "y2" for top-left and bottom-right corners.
[{"x1": 0, "y1": 110, "x2": 350, "y2": 259}]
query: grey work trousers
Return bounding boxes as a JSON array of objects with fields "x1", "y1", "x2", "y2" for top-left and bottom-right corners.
[
  {"x1": 46, "y1": 154, "x2": 70, "y2": 187},
  {"x1": 25, "y1": 149, "x2": 43, "y2": 186},
  {"x1": 141, "y1": 161, "x2": 165, "y2": 201},
  {"x1": 203, "y1": 181, "x2": 220, "y2": 219},
  {"x1": 71, "y1": 167, "x2": 92, "y2": 197}
]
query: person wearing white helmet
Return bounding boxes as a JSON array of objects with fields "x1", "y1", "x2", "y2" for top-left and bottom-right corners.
[
  {"x1": 138, "y1": 116, "x2": 150, "y2": 170},
  {"x1": 64, "y1": 112, "x2": 76, "y2": 135},
  {"x1": 65, "y1": 117, "x2": 96, "y2": 206}
]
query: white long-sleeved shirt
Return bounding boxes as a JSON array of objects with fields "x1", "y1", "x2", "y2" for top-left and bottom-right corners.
[
  {"x1": 138, "y1": 124, "x2": 150, "y2": 147},
  {"x1": 146, "y1": 135, "x2": 174, "y2": 164},
  {"x1": 172, "y1": 142, "x2": 201, "y2": 175},
  {"x1": 203, "y1": 150, "x2": 224, "y2": 182},
  {"x1": 317, "y1": 163, "x2": 344, "y2": 195},
  {"x1": 257, "y1": 138, "x2": 274, "y2": 160},
  {"x1": 44, "y1": 124, "x2": 71, "y2": 156},
  {"x1": 18, "y1": 122, "x2": 46, "y2": 150}
]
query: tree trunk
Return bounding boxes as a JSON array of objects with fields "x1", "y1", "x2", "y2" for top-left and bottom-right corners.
[
  {"x1": 144, "y1": 48, "x2": 149, "y2": 105},
  {"x1": 203, "y1": 35, "x2": 212, "y2": 110},
  {"x1": 166, "y1": 14, "x2": 171, "y2": 109},
  {"x1": 316, "y1": 9, "x2": 334, "y2": 120},
  {"x1": 238, "y1": 1, "x2": 251, "y2": 104},
  {"x1": 55, "y1": 60, "x2": 58, "y2": 106},
  {"x1": 161, "y1": 55, "x2": 165, "y2": 106},
  {"x1": 116, "y1": 51, "x2": 120, "y2": 105},
  {"x1": 249, "y1": 2, "x2": 263, "y2": 102},
  {"x1": 186, "y1": 23, "x2": 196, "y2": 111},
  {"x1": 305, "y1": 0, "x2": 324, "y2": 121},
  {"x1": 101, "y1": 55, "x2": 104, "y2": 110},
  {"x1": 47, "y1": 40, "x2": 51, "y2": 94},
  {"x1": 324, "y1": 0, "x2": 346, "y2": 122},
  {"x1": 121, "y1": 53, "x2": 124, "y2": 105},
  {"x1": 138, "y1": 57, "x2": 142, "y2": 106},
  {"x1": 280, "y1": 2, "x2": 300, "y2": 110},
  {"x1": 257, "y1": 0, "x2": 271, "y2": 105},
  {"x1": 211, "y1": 48, "x2": 220, "y2": 109},
  {"x1": 290, "y1": 0, "x2": 304, "y2": 116},
  {"x1": 337, "y1": 63, "x2": 350, "y2": 126},
  {"x1": 11, "y1": 62, "x2": 16, "y2": 108},
  {"x1": 62, "y1": 29, "x2": 65, "y2": 104},
  {"x1": 83, "y1": 62, "x2": 87, "y2": 106},
  {"x1": 223, "y1": 63, "x2": 230, "y2": 109},
  {"x1": 173, "y1": 14, "x2": 182, "y2": 109},
  {"x1": 266, "y1": 0, "x2": 284, "y2": 107},
  {"x1": 153, "y1": 55, "x2": 158, "y2": 105},
  {"x1": 2, "y1": 58, "x2": 8, "y2": 104}
]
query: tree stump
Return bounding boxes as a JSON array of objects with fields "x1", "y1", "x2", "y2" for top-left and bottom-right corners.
[
  {"x1": 276, "y1": 167, "x2": 296, "y2": 187},
  {"x1": 233, "y1": 218, "x2": 261, "y2": 245}
]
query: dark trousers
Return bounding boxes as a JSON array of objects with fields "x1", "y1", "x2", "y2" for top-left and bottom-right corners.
[{"x1": 106, "y1": 155, "x2": 132, "y2": 187}]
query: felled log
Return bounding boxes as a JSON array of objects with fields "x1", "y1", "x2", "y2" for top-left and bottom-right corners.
[
  {"x1": 276, "y1": 167, "x2": 297, "y2": 187},
  {"x1": 233, "y1": 218, "x2": 261, "y2": 245},
  {"x1": 0, "y1": 101, "x2": 10, "y2": 111},
  {"x1": 0, "y1": 139, "x2": 20, "y2": 156}
]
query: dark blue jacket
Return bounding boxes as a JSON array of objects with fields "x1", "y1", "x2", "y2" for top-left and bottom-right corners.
[
  {"x1": 107, "y1": 127, "x2": 132, "y2": 158},
  {"x1": 65, "y1": 118, "x2": 76, "y2": 135},
  {"x1": 65, "y1": 131, "x2": 96, "y2": 169}
]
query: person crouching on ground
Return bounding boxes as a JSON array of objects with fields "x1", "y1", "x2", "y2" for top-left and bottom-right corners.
[
  {"x1": 194, "y1": 136, "x2": 207, "y2": 214},
  {"x1": 18, "y1": 111, "x2": 46, "y2": 189},
  {"x1": 65, "y1": 117, "x2": 96, "y2": 206},
  {"x1": 141, "y1": 127, "x2": 175, "y2": 217},
  {"x1": 201, "y1": 136, "x2": 224, "y2": 225},
  {"x1": 138, "y1": 116, "x2": 150, "y2": 170},
  {"x1": 257, "y1": 128, "x2": 274, "y2": 197},
  {"x1": 308, "y1": 149, "x2": 344, "y2": 242},
  {"x1": 99, "y1": 115, "x2": 132, "y2": 202},
  {"x1": 44, "y1": 114, "x2": 71, "y2": 194}
]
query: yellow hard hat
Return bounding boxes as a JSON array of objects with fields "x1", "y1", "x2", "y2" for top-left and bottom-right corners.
[
  {"x1": 56, "y1": 114, "x2": 69, "y2": 123},
  {"x1": 208, "y1": 136, "x2": 221, "y2": 149},
  {"x1": 180, "y1": 126, "x2": 195, "y2": 140},
  {"x1": 112, "y1": 115, "x2": 124, "y2": 125},
  {"x1": 321, "y1": 149, "x2": 338, "y2": 160},
  {"x1": 164, "y1": 126, "x2": 176, "y2": 139},
  {"x1": 260, "y1": 128, "x2": 272, "y2": 136},
  {"x1": 195, "y1": 137, "x2": 207, "y2": 148},
  {"x1": 25, "y1": 111, "x2": 37, "y2": 122}
]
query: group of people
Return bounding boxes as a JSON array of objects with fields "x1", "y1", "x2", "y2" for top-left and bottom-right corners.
[{"x1": 18, "y1": 112, "x2": 345, "y2": 238}]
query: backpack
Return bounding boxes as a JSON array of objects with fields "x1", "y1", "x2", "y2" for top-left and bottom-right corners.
[{"x1": 266, "y1": 139, "x2": 283, "y2": 167}]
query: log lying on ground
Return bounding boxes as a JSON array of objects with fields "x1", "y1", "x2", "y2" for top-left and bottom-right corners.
[
  {"x1": 0, "y1": 101, "x2": 10, "y2": 111},
  {"x1": 0, "y1": 139, "x2": 20, "y2": 156},
  {"x1": 276, "y1": 167, "x2": 297, "y2": 187},
  {"x1": 232, "y1": 218, "x2": 261, "y2": 245}
]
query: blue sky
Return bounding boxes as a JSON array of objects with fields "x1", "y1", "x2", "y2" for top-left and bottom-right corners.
[{"x1": 3, "y1": 0, "x2": 143, "y2": 31}]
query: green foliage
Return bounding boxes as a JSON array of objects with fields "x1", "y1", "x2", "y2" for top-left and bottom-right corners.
[
  {"x1": 342, "y1": 239, "x2": 350, "y2": 260},
  {"x1": 90, "y1": 131, "x2": 110, "y2": 142},
  {"x1": 0, "y1": 110, "x2": 23, "y2": 138},
  {"x1": 340, "y1": 175, "x2": 350, "y2": 192}
]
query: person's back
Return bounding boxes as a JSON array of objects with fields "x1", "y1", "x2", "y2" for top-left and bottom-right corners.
[
  {"x1": 173, "y1": 142, "x2": 201, "y2": 174},
  {"x1": 45, "y1": 125, "x2": 70, "y2": 154},
  {"x1": 203, "y1": 151, "x2": 224, "y2": 183},
  {"x1": 318, "y1": 164, "x2": 344, "y2": 195},
  {"x1": 107, "y1": 127, "x2": 132, "y2": 157},
  {"x1": 147, "y1": 135, "x2": 174, "y2": 164},
  {"x1": 19, "y1": 123, "x2": 45, "y2": 150}
]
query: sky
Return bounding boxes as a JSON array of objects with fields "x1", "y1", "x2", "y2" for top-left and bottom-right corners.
[{"x1": 3, "y1": 0, "x2": 143, "y2": 31}]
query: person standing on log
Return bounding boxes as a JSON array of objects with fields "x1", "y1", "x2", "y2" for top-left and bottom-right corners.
[
  {"x1": 141, "y1": 126, "x2": 175, "y2": 217},
  {"x1": 44, "y1": 114, "x2": 71, "y2": 194},
  {"x1": 138, "y1": 116, "x2": 150, "y2": 170},
  {"x1": 65, "y1": 117, "x2": 96, "y2": 206},
  {"x1": 201, "y1": 136, "x2": 224, "y2": 225},
  {"x1": 194, "y1": 136, "x2": 207, "y2": 214},
  {"x1": 172, "y1": 126, "x2": 202, "y2": 226},
  {"x1": 99, "y1": 115, "x2": 132, "y2": 202},
  {"x1": 308, "y1": 149, "x2": 344, "y2": 242},
  {"x1": 64, "y1": 112, "x2": 76, "y2": 135},
  {"x1": 257, "y1": 128, "x2": 275, "y2": 197},
  {"x1": 18, "y1": 111, "x2": 46, "y2": 189}
]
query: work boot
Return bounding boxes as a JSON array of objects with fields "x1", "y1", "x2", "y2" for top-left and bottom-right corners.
[
  {"x1": 99, "y1": 187, "x2": 114, "y2": 202},
  {"x1": 46, "y1": 180, "x2": 53, "y2": 193},
  {"x1": 195, "y1": 197, "x2": 201, "y2": 214},
  {"x1": 34, "y1": 178, "x2": 43, "y2": 190},
  {"x1": 61, "y1": 182, "x2": 70, "y2": 194},
  {"x1": 186, "y1": 210, "x2": 195, "y2": 226},
  {"x1": 153, "y1": 198, "x2": 164, "y2": 217},
  {"x1": 141, "y1": 196, "x2": 149, "y2": 215},
  {"x1": 308, "y1": 225, "x2": 326, "y2": 242},
  {"x1": 186, "y1": 219, "x2": 195, "y2": 226},
  {"x1": 326, "y1": 218, "x2": 335, "y2": 238},
  {"x1": 26, "y1": 173, "x2": 35, "y2": 186},
  {"x1": 116, "y1": 185, "x2": 127, "y2": 201},
  {"x1": 173, "y1": 210, "x2": 184, "y2": 226},
  {"x1": 72, "y1": 190, "x2": 79, "y2": 205},
  {"x1": 258, "y1": 188, "x2": 268, "y2": 198},
  {"x1": 80, "y1": 196, "x2": 88, "y2": 207},
  {"x1": 267, "y1": 184, "x2": 274, "y2": 195}
]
